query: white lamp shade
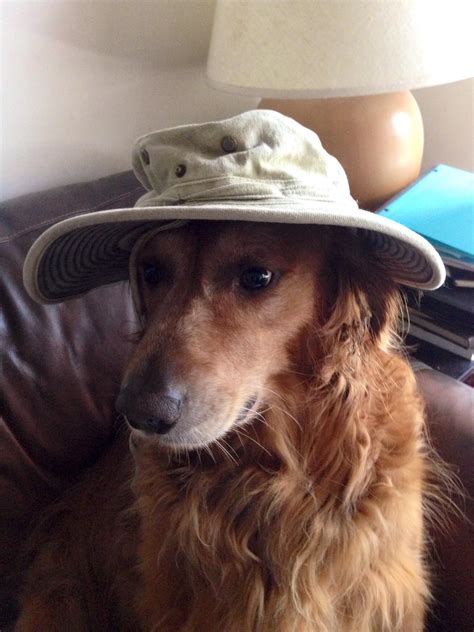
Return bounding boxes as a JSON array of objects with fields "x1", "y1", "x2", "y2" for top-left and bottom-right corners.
[{"x1": 207, "y1": 0, "x2": 474, "y2": 98}]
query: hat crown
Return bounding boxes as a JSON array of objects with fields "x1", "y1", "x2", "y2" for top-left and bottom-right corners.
[{"x1": 132, "y1": 110, "x2": 356, "y2": 208}]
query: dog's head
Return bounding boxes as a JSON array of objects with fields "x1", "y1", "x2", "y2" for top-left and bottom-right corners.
[{"x1": 116, "y1": 221, "x2": 400, "y2": 449}]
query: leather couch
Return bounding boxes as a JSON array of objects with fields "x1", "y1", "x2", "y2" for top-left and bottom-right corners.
[{"x1": 1, "y1": 171, "x2": 472, "y2": 631}]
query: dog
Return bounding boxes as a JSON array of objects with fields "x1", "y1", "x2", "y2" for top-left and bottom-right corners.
[{"x1": 16, "y1": 219, "x2": 437, "y2": 631}]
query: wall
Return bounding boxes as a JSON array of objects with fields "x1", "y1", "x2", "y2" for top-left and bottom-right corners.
[
  {"x1": 414, "y1": 79, "x2": 474, "y2": 173},
  {"x1": 1, "y1": 1, "x2": 472, "y2": 202},
  {"x1": 0, "y1": 0, "x2": 258, "y2": 201}
]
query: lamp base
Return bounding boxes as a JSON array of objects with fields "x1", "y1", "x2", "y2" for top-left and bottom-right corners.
[{"x1": 259, "y1": 92, "x2": 424, "y2": 210}]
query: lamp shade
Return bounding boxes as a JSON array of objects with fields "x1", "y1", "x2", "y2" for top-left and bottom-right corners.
[{"x1": 206, "y1": 0, "x2": 473, "y2": 98}]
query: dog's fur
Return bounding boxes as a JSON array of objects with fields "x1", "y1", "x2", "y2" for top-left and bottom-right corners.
[{"x1": 16, "y1": 221, "x2": 437, "y2": 631}]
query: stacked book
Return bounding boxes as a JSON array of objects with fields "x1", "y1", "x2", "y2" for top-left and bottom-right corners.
[
  {"x1": 405, "y1": 286, "x2": 473, "y2": 361},
  {"x1": 378, "y1": 164, "x2": 474, "y2": 369}
]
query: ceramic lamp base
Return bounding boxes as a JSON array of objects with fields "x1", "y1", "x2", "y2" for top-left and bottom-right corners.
[{"x1": 259, "y1": 91, "x2": 424, "y2": 211}]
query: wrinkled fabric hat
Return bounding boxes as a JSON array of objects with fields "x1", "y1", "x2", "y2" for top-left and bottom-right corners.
[{"x1": 23, "y1": 109, "x2": 445, "y2": 304}]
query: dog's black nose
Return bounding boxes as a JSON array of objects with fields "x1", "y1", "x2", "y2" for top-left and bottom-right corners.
[
  {"x1": 115, "y1": 388, "x2": 182, "y2": 435},
  {"x1": 135, "y1": 411, "x2": 178, "y2": 435}
]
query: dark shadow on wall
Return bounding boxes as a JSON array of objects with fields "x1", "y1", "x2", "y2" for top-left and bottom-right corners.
[{"x1": 2, "y1": 0, "x2": 217, "y2": 68}]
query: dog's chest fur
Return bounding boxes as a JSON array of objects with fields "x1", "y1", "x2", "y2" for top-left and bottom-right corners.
[
  {"x1": 128, "y1": 389, "x2": 428, "y2": 632},
  {"x1": 17, "y1": 360, "x2": 429, "y2": 632}
]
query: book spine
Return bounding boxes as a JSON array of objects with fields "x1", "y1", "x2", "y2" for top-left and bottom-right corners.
[
  {"x1": 408, "y1": 324, "x2": 474, "y2": 361},
  {"x1": 406, "y1": 310, "x2": 474, "y2": 348}
]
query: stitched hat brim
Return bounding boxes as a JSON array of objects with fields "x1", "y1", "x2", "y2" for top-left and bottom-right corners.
[{"x1": 23, "y1": 201, "x2": 446, "y2": 304}]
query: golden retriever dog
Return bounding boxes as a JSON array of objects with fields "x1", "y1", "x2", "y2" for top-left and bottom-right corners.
[{"x1": 16, "y1": 220, "x2": 436, "y2": 631}]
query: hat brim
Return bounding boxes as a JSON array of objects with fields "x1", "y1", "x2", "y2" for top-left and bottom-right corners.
[{"x1": 23, "y1": 202, "x2": 446, "y2": 303}]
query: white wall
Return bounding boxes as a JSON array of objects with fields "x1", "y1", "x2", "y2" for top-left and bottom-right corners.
[
  {"x1": 0, "y1": 0, "x2": 258, "y2": 201},
  {"x1": 414, "y1": 79, "x2": 474, "y2": 173},
  {"x1": 1, "y1": 1, "x2": 472, "y2": 202}
]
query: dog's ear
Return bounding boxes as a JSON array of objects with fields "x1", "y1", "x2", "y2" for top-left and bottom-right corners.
[
  {"x1": 293, "y1": 229, "x2": 406, "y2": 507},
  {"x1": 320, "y1": 228, "x2": 403, "y2": 368}
]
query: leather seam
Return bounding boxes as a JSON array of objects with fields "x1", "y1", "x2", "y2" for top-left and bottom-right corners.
[{"x1": 0, "y1": 186, "x2": 144, "y2": 244}]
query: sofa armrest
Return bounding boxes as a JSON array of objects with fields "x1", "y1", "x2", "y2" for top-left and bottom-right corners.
[
  {"x1": 0, "y1": 171, "x2": 144, "y2": 626},
  {"x1": 416, "y1": 369, "x2": 474, "y2": 632}
]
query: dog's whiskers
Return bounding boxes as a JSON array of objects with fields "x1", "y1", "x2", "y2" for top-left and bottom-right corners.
[
  {"x1": 239, "y1": 405, "x2": 269, "y2": 427},
  {"x1": 214, "y1": 438, "x2": 239, "y2": 465},
  {"x1": 219, "y1": 437, "x2": 240, "y2": 464},
  {"x1": 235, "y1": 428, "x2": 273, "y2": 457},
  {"x1": 202, "y1": 443, "x2": 217, "y2": 465},
  {"x1": 266, "y1": 403, "x2": 303, "y2": 432},
  {"x1": 258, "y1": 385, "x2": 289, "y2": 403}
]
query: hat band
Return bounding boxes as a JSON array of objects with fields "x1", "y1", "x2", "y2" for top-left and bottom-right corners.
[{"x1": 134, "y1": 175, "x2": 358, "y2": 209}]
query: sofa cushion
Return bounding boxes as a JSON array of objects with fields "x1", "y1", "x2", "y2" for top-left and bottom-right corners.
[{"x1": 0, "y1": 171, "x2": 144, "y2": 623}]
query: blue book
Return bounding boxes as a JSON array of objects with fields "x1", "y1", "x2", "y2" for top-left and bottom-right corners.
[{"x1": 378, "y1": 165, "x2": 474, "y2": 264}]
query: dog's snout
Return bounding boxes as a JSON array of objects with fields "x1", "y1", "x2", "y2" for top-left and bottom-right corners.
[
  {"x1": 145, "y1": 395, "x2": 181, "y2": 433},
  {"x1": 116, "y1": 385, "x2": 182, "y2": 435},
  {"x1": 141, "y1": 409, "x2": 178, "y2": 434}
]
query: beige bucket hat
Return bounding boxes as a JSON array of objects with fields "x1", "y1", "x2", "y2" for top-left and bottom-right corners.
[{"x1": 23, "y1": 110, "x2": 445, "y2": 304}]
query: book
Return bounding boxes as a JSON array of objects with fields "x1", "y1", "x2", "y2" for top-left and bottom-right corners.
[
  {"x1": 405, "y1": 286, "x2": 474, "y2": 330},
  {"x1": 445, "y1": 265, "x2": 474, "y2": 288},
  {"x1": 378, "y1": 164, "x2": 474, "y2": 269},
  {"x1": 379, "y1": 167, "x2": 474, "y2": 365},
  {"x1": 406, "y1": 307, "x2": 474, "y2": 349},
  {"x1": 408, "y1": 324, "x2": 474, "y2": 360},
  {"x1": 403, "y1": 286, "x2": 474, "y2": 362},
  {"x1": 406, "y1": 334, "x2": 474, "y2": 383},
  {"x1": 414, "y1": 285, "x2": 474, "y2": 317}
]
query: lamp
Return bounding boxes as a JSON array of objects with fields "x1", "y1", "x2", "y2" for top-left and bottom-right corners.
[{"x1": 206, "y1": 0, "x2": 473, "y2": 209}]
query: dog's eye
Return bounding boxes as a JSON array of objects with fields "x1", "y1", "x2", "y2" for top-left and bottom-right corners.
[
  {"x1": 240, "y1": 267, "x2": 273, "y2": 291},
  {"x1": 142, "y1": 262, "x2": 161, "y2": 285}
]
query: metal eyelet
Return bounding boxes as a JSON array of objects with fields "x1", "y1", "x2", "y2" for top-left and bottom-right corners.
[
  {"x1": 221, "y1": 135, "x2": 238, "y2": 153},
  {"x1": 175, "y1": 164, "x2": 187, "y2": 178}
]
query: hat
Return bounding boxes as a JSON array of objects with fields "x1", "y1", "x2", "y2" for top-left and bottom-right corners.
[{"x1": 23, "y1": 110, "x2": 445, "y2": 304}]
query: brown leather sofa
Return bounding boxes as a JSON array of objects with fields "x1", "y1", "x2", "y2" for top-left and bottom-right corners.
[{"x1": 1, "y1": 171, "x2": 473, "y2": 631}]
